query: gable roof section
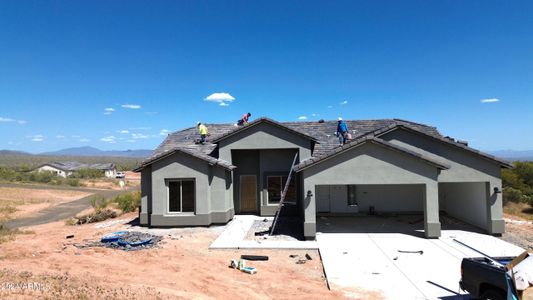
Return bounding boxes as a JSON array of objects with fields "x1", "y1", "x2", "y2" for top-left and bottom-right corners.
[
  {"x1": 133, "y1": 147, "x2": 235, "y2": 172},
  {"x1": 38, "y1": 162, "x2": 116, "y2": 172},
  {"x1": 211, "y1": 117, "x2": 319, "y2": 143},
  {"x1": 294, "y1": 136, "x2": 450, "y2": 172},
  {"x1": 372, "y1": 124, "x2": 513, "y2": 168}
]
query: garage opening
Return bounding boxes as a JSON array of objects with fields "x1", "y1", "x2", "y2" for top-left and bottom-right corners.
[
  {"x1": 316, "y1": 184, "x2": 427, "y2": 236},
  {"x1": 316, "y1": 184, "x2": 425, "y2": 215},
  {"x1": 439, "y1": 182, "x2": 488, "y2": 231}
]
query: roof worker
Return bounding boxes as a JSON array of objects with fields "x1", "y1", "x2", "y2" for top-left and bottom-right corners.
[
  {"x1": 197, "y1": 122, "x2": 209, "y2": 144},
  {"x1": 336, "y1": 117, "x2": 349, "y2": 144},
  {"x1": 237, "y1": 112, "x2": 252, "y2": 126}
]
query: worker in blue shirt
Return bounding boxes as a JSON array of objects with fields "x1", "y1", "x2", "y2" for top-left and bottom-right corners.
[{"x1": 336, "y1": 117, "x2": 349, "y2": 144}]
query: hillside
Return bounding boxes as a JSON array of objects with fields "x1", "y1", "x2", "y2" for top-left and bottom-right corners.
[{"x1": 40, "y1": 146, "x2": 152, "y2": 158}]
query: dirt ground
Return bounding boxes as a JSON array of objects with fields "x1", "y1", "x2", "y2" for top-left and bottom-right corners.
[
  {"x1": 80, "y1": 171, "x2": 140, "y2": 190},
  {"x1": 0, "y1": 213, "x2": 377, "y2": 299},
  {"x1": 502, "y1": 213, "x2": 533, "y2": 251},
  {"x1": 0, "y1": 187, "x2": 92, "y2": 220}
]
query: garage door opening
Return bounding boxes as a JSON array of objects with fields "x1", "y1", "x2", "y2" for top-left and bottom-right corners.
[
  {"x1": 439, "y1": 182, "x2": 488, "y2": 232},
  {"x1": 316, "y1": 184, "x2": 427, "y2": 236}
]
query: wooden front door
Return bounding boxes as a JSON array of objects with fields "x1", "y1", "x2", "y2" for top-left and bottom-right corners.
[{"x1": 240, "y1": 175, "x2": 257, "y2": 213}]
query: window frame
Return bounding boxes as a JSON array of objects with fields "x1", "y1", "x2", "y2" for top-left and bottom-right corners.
[
  {"x1": 166, "y1": 178, "x2": 196, "y2": 214},
  {"x1": 266, "y1": 174, "x2": 296, "y2": 205}
]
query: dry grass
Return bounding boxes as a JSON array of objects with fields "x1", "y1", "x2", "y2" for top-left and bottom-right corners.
[{"x1": 504, "y1": 201, "x2": 533, "y2": 221}]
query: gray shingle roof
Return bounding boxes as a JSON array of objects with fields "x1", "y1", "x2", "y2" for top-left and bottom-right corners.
[
  {"x1": 135, "y1": 117, "x2": 510, "y2": 171},
  {"x1": 211, "y1": 117, "x2": 319, "y2": 143},
  {"x1": 371, "y1": 123, "x2": 513, "y2": 168},
  {"x1": 132, "y1": 147, "x2": 236, "y2": 172},
  {"x1": 40, "y1": 162, "x2": 115, "y2": 172},
  {"x1": 293, "y1": 136, "x2": 451, "y2": 172}
]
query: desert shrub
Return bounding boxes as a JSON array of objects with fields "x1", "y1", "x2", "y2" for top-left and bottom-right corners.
[
  {"x1": 68, "y1": 209, "x2": 118, "y2": 225},
  {"x1": 67, "y1": 178, "x2": 80, "y2": 187},
  {"x1": 89, "y1": 196, "x2": 109, "y2": 212},
  {"x1": 113, "y1": 191, "x2": 141, "y2": 213},
  {"x1": 504, "y1": 187, "x2": 524, "y2": 204}
]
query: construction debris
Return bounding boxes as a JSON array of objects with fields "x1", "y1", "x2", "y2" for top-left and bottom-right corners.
[
  {"x1": 305, "y1": 253, "x2": 312, "y2": 260},
  {"x1": 66, "y1": 235, "x2": 74, "y2": 239},
  {"x1": 241, "y1": 255, "x2": 269, "y2": 261},
  {"x1": 229, "y1": 259, "x2": 257, "y2": 275},
  {"x1": 398, "y1": 250, "x2": 423, "y2": 255},
  {"x1": 73, "y1": 231, "x2": 163, "y2": 251}
]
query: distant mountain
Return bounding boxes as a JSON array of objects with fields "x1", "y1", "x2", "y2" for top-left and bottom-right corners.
[
  {"x1": 0, "y1": 150, "x2": 31, "y2": 156},
  {"x1": 489, "y1": 150, "x2": 533, "y2": 161},
  {"x1": 40, "y1": 146, "x2": 152, "y2": 158}
]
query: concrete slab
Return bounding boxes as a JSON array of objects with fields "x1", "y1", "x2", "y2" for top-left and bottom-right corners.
[
  {"x1": 317, "y1": 217, "x2": 524, "y2": 299},
  {"x1": 209, "y1": 215, "x2": 318, "y2": 249}
]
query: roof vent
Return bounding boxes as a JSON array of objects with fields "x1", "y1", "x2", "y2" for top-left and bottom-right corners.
[
  {"x1": 318, "y1": 119, "x2": 325, "y2": 123},
  {"x1": 444, "y1": 136, "x2": 455, "y2": 142},
  {"x1": 457, "y1": 140, "x2": 468, "y2": 146}
]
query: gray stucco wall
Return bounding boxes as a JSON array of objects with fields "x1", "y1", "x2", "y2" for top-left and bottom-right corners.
[
  {"x1": 149, "y1": 152, "x2": 233, "y2": 226},
  {"x1": 439, "y1": 182, "x2": 488, "y2": 230},
  {"x1": 140, "y1": 166, "x2": 152, "y2": 225},
  {"x1": 381, "y1": 129, "x2": 504, "y2": 234},
  {"x1": 218, "y1": 122, "x2": 313, "y2": 216},
  {"x1": 302, "y1": 142, "x2": 440, "y2": 239},
  {"x1": 355, "y1": 184, "x2": 424, "y2": 213},
  {"x1": 218, "y1": 122, "x2": 313, "y2": 162}
]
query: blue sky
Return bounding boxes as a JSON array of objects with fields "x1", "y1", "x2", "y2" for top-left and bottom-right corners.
[{"x1": 1, "y1": 1, "x2": 532, "y2": 153}]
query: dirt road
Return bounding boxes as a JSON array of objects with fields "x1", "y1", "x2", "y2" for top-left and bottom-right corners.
[{"x1": 1, "y1": 183, "x2": 137, "y2": 229}]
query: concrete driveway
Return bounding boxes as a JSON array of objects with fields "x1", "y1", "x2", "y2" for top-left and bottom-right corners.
[{"x1": 316, "y1": 216, "x2": 524, "y2": 299}]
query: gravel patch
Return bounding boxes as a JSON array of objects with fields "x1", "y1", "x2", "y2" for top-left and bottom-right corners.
[{"x1": 245, "y1": 218, "x2": 304, "y2": 241}]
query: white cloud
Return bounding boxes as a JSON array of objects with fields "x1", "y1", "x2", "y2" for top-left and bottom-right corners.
[
  {"x1": 159, "y1": 129, "x2": 170, "y2": 136},
  {"x1": 100, "y1": 135, "x2": 116, "y2": 143},
  {"x1": 119, "y1": 130, "x2": 130, "y2": 134},
  {"x1": 340, "y1": 100, "x2": 348, "y2": 105},
  {"x1": 327, "y1": 105, "x2": 333, "y2": 109},
  {"x1": 480, "y1": 98, "x2": 500, "y2": 103},
  {"x1": 131, "y1": 133, "x2": 148, "y2": 139},
  {"x1": 204, "y1": 92, "x2": 235, "y2": 106},
  {"x1": 56, "y1": 135, "x2": 65, "y2": 139},
  {"x1": 298, "y1": 116, "x2": 308, "y2": 120},
  {"x1": 126, "y1": 139, "x2": 136, "y2": 143},
  {"x1": 129, "y1": 126, "x2": 151, "y2": 131},
  {"x1": 104, "y1": 108, "x2": 115, "y2": 112},
  {"x1": 1, "y1": 117, "x2": 26, "y2": 124},
  {"x1": 121, "y1": 104, "x2": 141, "y2": 109},
  {"x1": 311, "y1": 113, "x2": 319, "y2": 117},
  {"x1": 31, "y1": 134, "x2": 44, "y2": 142},
  {"x1": 79, "y1": 138, "x2": 90, "y2": 142}
]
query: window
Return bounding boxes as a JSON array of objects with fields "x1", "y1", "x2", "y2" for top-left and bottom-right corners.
[
  {"x1": 347, "y1": 185, "x2": 357, "y2": 206},
  {"x1": 168, "y1": 180, "x2": 195, "y2": 213},
  {"x1": 267, "y1": 175, "x2": 296, "y2": 205}
]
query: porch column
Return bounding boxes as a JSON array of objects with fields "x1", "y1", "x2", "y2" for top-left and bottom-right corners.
[
  {"x1": 303, "y1": 176, "x2": 316, "y2": 240},
  {"x1": 139, "y1": 168, "x2": 151, "y2": 225},
  {"x1": 486, "y1": 180, "x2": 505, "y2": 235},
  {"x1": 424, "y1": 181, "x2": 441, "y2": 238}
]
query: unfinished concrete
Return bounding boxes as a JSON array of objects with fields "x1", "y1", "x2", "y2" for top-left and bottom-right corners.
[{"x1": 317, "y1": 216, "x2": 523, "y2": 299}]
